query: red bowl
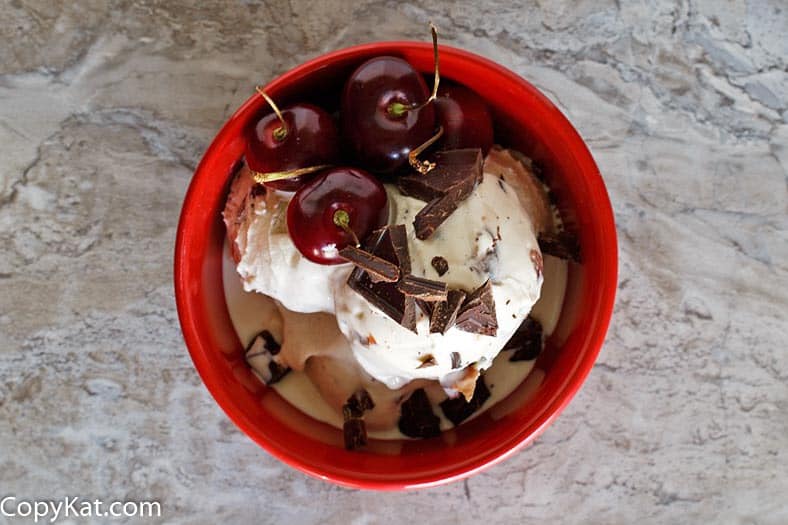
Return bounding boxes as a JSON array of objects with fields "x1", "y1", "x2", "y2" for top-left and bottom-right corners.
[{"x1": 174, "y1": 42, "x2": 617, "y2": 490}]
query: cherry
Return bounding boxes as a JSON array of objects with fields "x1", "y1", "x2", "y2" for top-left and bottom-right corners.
[
  {"x1": 245, "y1": 89, "x2": 339, "y2": 191},
  {"x1": 340, "y1": 57, "x2": 436, "y2": 174},
  {"x1": 287, "y1": 167, "x2": 389, "y2": 265},
  {"x1": 434, "y1": 83, "x2": 494, "y2": 154}
]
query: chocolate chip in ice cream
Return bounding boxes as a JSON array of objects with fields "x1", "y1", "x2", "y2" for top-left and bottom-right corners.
[
  {"x1": 245, "y1": 330, "x2": 290, "y2": 385},
  {"x1": 439, "y1": 374, "x2": 491, "y2": 426},
  {"x1": 398, "y1": 388, "x2": 441, "y2": 439},
  {"x1": 431, "y1": 255, "x2": 449, "y2": 276},
  {"x1": 538, "y1": 231, "x2": 581, "y2": 262},
  {"x1": 450, "y1": 352, "x2": 462, "y2": 369},
  {"x1": 503, "y1": 315, "x2": 544, "y2": 362},
  {"x1": 342, "y1": 389, "x2": 375, "y2": 451},
  {"x1": 347, "y1": 225, "x2": 418, "y2": 332},
  {"x1": 429, "y1": 289, "x2": 467, "y2": 334},
  {"x1": 397, "y1": 274, "x2": 449, "y2": 301},
  {"x1": 455, "y1": 280, "x2": 498, "y2": 337}
]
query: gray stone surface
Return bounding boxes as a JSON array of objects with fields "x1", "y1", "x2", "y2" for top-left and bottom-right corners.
[{"x1": 0, "y1": 1, "x2": 786, "y2": 523}]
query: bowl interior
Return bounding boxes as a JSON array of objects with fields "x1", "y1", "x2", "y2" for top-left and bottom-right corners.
[{"x1": 174, "y1": 42, "x2": 617, "y2": 490}]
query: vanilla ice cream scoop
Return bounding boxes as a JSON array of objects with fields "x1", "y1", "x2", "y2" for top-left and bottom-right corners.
[
  {"x1": 333, "y1": 150, "x2": 545, "y2": 392},
  {"x1": 224, "y1": 166, "x2": 349, "y2": 314}
]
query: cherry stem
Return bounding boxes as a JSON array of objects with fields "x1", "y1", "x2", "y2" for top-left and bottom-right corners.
[
  {"x1": 251, "y1": 164, "x2": 332, "y2": 184},
  {"x1": 255, "y1": 86, "x2": 288, "y2": 141},
  {"x1": 408, "y1": 22, "x2": 440, "y2": 112},
  {"x1": 385, "y1": 22, "x2": 440, "y2": 118},
  {"x1": 408, "y1": 125, "x2": 444, "y2": 174},
  {"x1": 333, "y1": 209, "x2": 360, "y2": 247}
]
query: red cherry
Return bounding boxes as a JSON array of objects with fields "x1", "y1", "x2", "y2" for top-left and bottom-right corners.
[
  {"x1": 245, "y1": 102, "x2": 339, "y2": 191},
  {"x1": 435, "y1": 83, "x2": 494, "y2": 155},
  {"x1": 341, "y1": 57, "x2": 436, "y2": 174},
  {"x1": 287, "y1": 167, "x2": 389, "y2": 264}
]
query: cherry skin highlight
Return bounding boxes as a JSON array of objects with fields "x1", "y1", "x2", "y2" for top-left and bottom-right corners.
[{"x1": 287, "y1": 167, "x2": 389, "y2": 264}]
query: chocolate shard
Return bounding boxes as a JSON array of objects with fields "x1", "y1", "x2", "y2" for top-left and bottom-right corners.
[
  {"x1": 537, "y1": 231, "x2": 581, "y2": 262},
  {"x1": 431, "y1": 256, "x2": 449, "y2": 277},
  {"x1": 439, "y1": 374, "x2": 491, "y2": 426},
  {"x1": 245, "y1": 330, "x2": 290, "y2": 385},
  {"x1": 342, "y1": 389, "x2": 375, "y2": 451},
  {"x1": 339, "y1": 244, "x2": 399, "y2": 283},
  {"x1": 455, "y1": 280, "x2": 498, "y2": 337},
  {"x1": 398, "y1": 388, "x2": 441, "y2": 439},
  {"x1": 343, "y1": 419, "x2": 368, "y2": 451},
  {"x1": 343, "y1": 389, "x2": 375, "y2": 419},
  {"x1": 414, "y1": 194, "x2": 459, "y2": 240},
  {"x1": 385, "y1": 224, "x2": 411, "y2": 274},
  {"x1": 401, "y1": 148, "x2": 484, "y2": 240},
  {"x1": 397, "y1": 274, "x2": 448, "y2": 301},
  {"x1": 450, "y1": 352, "x2": 462, "y2": 369},
  {"x1": 504, "y1": 315, "x2": 544, "y2": 362},
  {"x1": 398, "y1": 148, "x2": 483, "y2": 202},
  {"x1": 255, "y1": 330, "x2": 281, "y2": 355},
  {"x1": 347, "y1": 225, "x2": 417, "y2": 332},
  {"x1": 416, "y1": 299, "x2": 434, "y2": 317},
  {"x1": 429, "y1": 289, "x2": 467, "y2": 334}
]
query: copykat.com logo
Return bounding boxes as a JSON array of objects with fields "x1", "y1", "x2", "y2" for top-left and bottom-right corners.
[{"x1": 1, "y1": 496, "x2": 161, "y2": 523}]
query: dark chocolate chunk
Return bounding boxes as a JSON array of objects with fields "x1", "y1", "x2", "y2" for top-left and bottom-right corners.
[
  {"x1": 416, "y1": 299, "x2": 434, "y2": 317},
  {"x1": 538, "y1": 231, "x2": 581, "y2": 262},
  {"x1": 455, "y1": 280, "x2": 498, "y2": 337},
  {"x1": 429, "y1": 289, "x2": 467, "y2": 334},
  {"x1": 343, "y1": 389, "x2": 375, "y2": 419},
  {"x1": 398, "y1": 388, "x2": 441, "y2": 439},
  {"x1": 450, "y1": 352, "x2": 462, "y2": 369},
  {"x1": 439, "y1": 374, "x2": 491, "y2": 426},
  {"x1": 245, "y1": 330, "x2": 290, "y2": 384},
  {"x1": 342, "y1": 389, "x2": 375, "y2": 451},
  {"x1": 252, "y1": 330, "x2": 281, "y2": 355},
  {"x1": 413, "y1": 194, "x2": 459, "y2": 240},
  {"x1": 346, "y1": 225, "x2": 417, "y2": 332},
  {"x1": 266, "y1": 361, "x2": 290, "y2": 384},
  {"x1": 400, "y1": 148, "x2": 484, "y2": 240},
  {"x1": 386, "y1": 224, "x2": 411, "y2": 274},
  {"x1": 431, "y1": 256, "x2": 449, "y2": 276},
  {"x1": 504, "y1": 315, "x2": 543, "y2": 362},
  {"x1": 343, "y1": 419, "x2": 368, "y2": 451},
  {"x1": 397, "y1": 274, "x2": 448, "y2": 301},
  {"x1": 397, "y1": 148, "x2": 483, "y2": 202},
  {"x1": 339, "y1": 244, "x2": 400, "y2": 283}
]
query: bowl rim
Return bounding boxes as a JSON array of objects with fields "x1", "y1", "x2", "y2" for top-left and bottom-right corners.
[{"x1": 174, "y1": 40, "x2": 617, "y2": 490}]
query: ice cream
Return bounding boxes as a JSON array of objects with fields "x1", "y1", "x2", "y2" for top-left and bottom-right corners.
[
  {"x1": 333, "y1": 149, "x2": 546, "y2": 392},
  {"x1": 223, "y1": 147, "x2": 557, "y2": 433},
  {"x1": 225, "y1": 165, "x2": 348, "y2": 314}
]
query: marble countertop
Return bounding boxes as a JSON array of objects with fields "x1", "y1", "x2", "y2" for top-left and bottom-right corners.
[{"x1": 1, "y1": 1, "x2": 785, "y2": 523}]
